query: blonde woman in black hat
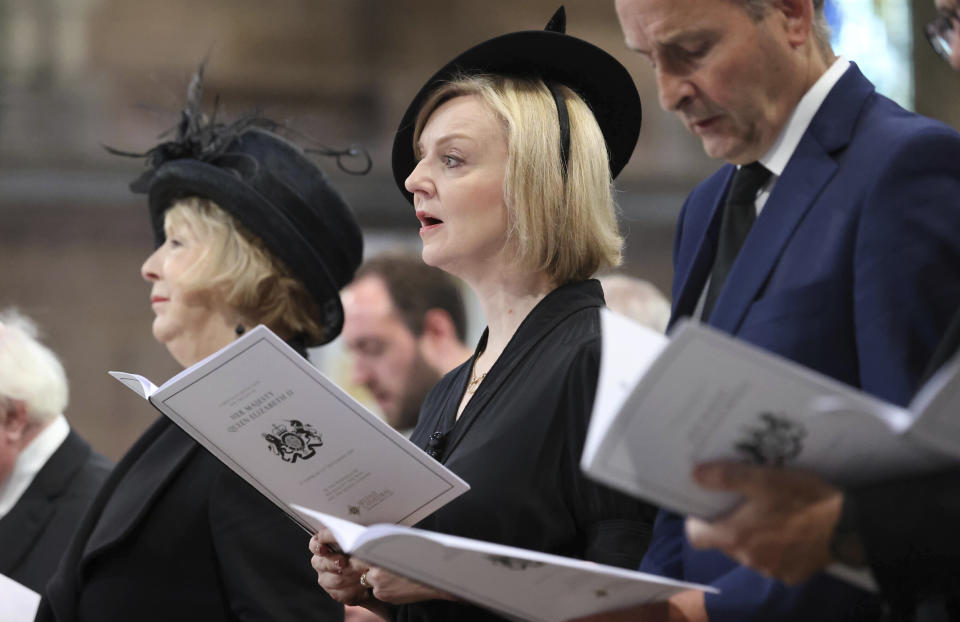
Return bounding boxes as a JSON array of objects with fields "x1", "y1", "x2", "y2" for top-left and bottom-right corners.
[
  {"x1": 310, "y1": 8, "x2": 656, "y2": 621},
  {"x1": 39, "y1": 73, "x2": 364, "y2": 622}
]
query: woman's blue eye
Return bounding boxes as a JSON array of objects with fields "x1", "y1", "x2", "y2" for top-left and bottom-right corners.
[{"x1": 443, "y1": 155, "x2": 462, "y2": 168}]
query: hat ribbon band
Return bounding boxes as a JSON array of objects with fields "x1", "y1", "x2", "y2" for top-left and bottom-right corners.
[{"x1": 547, "y1": 83, "x2": 571, "y2": 182}]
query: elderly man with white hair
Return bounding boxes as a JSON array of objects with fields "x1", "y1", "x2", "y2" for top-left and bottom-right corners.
[{"x1": 0, "y1": 309, "x2": 111, "y2": 593}]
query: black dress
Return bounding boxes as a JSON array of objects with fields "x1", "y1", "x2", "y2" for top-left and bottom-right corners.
[{"x1": 397, "y1": 279, "x2": 657, "y2": 622}]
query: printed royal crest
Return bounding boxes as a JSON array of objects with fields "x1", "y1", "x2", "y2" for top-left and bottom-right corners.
[
  {"x1": 263, "y1": 419, "x2": 323, "y2": 463},
  {"x1": 735, "y1": 412, "x2": 806, "y2": 466}
]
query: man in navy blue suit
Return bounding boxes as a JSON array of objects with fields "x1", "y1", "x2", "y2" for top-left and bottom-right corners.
[
  {"x1": 602, "y1": 5, "x2": 960, "y2": 620},
  {"x1": 576, "y1": 0, "x2": 960, "y2": 620}
]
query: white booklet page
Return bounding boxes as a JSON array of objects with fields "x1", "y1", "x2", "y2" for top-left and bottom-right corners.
[
  {"x1": 0, "y1": 573, "x2": 40, "y2": 622},
  {"x1": 110, "y1": 325, "x2": 469, "y2": 530},
  {"x1": 583, "y1": 310, "x2": 957, "y2": 521},
  {"x1": 294, "y1": 504, "x2": 717, "y2": 622}
]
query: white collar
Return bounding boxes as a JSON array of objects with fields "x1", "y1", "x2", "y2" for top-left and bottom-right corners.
[
  {"x1": 759, "y1": 57, "x2": 851, "y2": 177},
  {"x1": 0, "y1": 415, "x2": 70, "y2": 518}
]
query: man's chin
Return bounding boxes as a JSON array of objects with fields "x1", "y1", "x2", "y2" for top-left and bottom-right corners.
[
  {"x1": 702, "y1": 139, "x2": 758, "y2": 165},
  {"x1": 376, "y1": 400, "x2": 395, "y2": 418},
  {"x1": 701, "y1": 137, "x2": 734, "y2": 160},
  {"x1": 384, "y1": 413, "x2": 409, "y2": 431}
]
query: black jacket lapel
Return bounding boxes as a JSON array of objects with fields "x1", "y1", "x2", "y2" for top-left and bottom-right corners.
[
  {"x1": 0, "y1": 432, "x2": 93, "y2": 573},
  {"x1": 81, "y1": 420, "x2": 196, "y2": 560}
]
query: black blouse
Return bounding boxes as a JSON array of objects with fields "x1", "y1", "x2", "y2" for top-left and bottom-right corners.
[{"x1": 398, "y1": 279, "x2": 657, "y2": 622}]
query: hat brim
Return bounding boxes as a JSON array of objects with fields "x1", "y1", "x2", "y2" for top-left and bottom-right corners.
[
  {"x1": 146, "y1": 159, "x2": 345, "y2": 344},
  {"x1": 391, "y1": 29, "x2": 642, "y2": 203}
]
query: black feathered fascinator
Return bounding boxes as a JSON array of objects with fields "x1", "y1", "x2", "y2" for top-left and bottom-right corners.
[
  {"x1": 392, "y1": 6, "x2": 642, "y2": 204},
  {"x1": 109, "y1": 64, "x2": 368, "y2": 345}
]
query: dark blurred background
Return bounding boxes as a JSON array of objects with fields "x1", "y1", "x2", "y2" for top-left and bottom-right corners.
[{"x1": 1, "y1": 0, "x2": 956, "y2": 459}]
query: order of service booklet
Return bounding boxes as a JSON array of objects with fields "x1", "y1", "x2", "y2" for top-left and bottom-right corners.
[
  {"x1": 0, "y1": 573, "x2": 40, "y2": 622},
  {"x1": 582, "y1": 309, "x2": 960, "y2": 521},
  {"x1": 110, "y1": 325, "x2": 469, "y2": 531},
  {"x1": 293, "y1": 504, "x2": 717, "y2": 622}
]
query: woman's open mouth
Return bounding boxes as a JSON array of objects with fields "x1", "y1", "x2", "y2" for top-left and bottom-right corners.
[{"x1": 416, "y1": 211, "x2": 444, "y2": 231}]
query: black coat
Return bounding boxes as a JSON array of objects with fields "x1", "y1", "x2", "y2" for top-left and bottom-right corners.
[
  {"x1": 850, "y1": 469, "x2": 960, "y2": 622},
  {"x1": 0, "y1": 429, "x2": 111, "y2": 593},
  {"x1": 849, "y1": 311, "x2": 960, "y2": 622},
  {"x1": 39, "y1": 416, "x2": 342, "y2": 622},
  {"x1": 398, "y1": 280, "x2": 657, "y2": 622}
]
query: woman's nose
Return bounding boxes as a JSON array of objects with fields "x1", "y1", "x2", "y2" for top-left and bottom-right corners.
[
  {"x1": 404, "y1": 158, "x2": 434, "y2": 198},
  {"x1": 141, "y1": 246, "x2": 162, "y2": 282}
]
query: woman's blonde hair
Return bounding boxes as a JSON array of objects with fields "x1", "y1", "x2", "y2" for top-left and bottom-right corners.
[
  {"x1": 413, "y1": 74, "x2": 623, "y2": 283},
  {"x1": 163, "y1": 198, "x2": 329, "y2": 344}
]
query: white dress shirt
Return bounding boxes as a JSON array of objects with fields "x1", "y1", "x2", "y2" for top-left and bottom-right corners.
[
  {"x1": 693, "y1": 57, "x2": 851, "y2": 319},
  {"x1": 755, "y1": 56, "x2": 851, "y2": 215}
]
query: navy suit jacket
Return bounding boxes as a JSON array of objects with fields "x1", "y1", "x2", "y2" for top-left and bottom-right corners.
[
  {"x1": 640, "y1": 65, "x2": 960, "y2": 621},
  {"x1": 0, "y1": 429, "x2": 111, "y2": 593}
]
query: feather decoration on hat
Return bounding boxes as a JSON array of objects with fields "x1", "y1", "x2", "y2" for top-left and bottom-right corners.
[
  {"x1": 104, "y1": 62, "x2": 278, "y2": 192},
  {"x1": 105, "y1": 61, "x2": 371, "y2": 193}
]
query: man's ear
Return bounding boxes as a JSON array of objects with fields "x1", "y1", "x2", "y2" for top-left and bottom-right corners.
[
  {"x1": 776, "y1": 0, "x2": 815, "y2": 48},
  {"x1": 0, "y1": 399, "x2": 30, "y2": 442},
  {"x1": 418, "y1": 308, "x2": 459, "y2": 368},
  {"x1": 421, "y1": 308, "x2": 457, "y2": 342}
]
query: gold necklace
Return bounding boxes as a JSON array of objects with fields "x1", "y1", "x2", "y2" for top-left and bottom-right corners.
[{"x1": 465, "y1": 362, "x2": 487, "y2": 396}]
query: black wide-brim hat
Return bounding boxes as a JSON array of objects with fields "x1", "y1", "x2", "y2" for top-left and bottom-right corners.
[
  {"x1": 137, "y1": 127, "x2": 364, "y2": 346},
  {"x1": 392, "y1": 6, "x2": 642, "y2": 203}
]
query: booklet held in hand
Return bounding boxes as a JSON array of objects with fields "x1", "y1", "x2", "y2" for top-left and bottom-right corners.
[
  {"x1": 295, "y1": 504, "x2": 717, "y2": 622},
  {"x1": 110, "y1": 325, "x2": 469, "y2": 532},
  {"x1": 583, "y1": 309, "x2": 960, "y2": 521}
]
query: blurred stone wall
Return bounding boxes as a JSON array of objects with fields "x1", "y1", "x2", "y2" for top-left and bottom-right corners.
[{"x1": 0, "y1": 0, "x2": 956, "y2": 458}]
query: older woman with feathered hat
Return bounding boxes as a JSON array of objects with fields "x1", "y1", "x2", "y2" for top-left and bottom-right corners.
[{"x1": 39, "y1": 68, "x2": 365, "y2": 622}]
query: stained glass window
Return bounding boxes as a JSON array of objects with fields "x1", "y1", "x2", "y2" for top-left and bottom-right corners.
[{"x1": 828, "y1": 0, "x2": 914, "y2": 108}]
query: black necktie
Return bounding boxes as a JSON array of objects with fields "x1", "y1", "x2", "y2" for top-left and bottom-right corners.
[{"x1": 702, "y1": 162, "x2": 772, "y2": 321}]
